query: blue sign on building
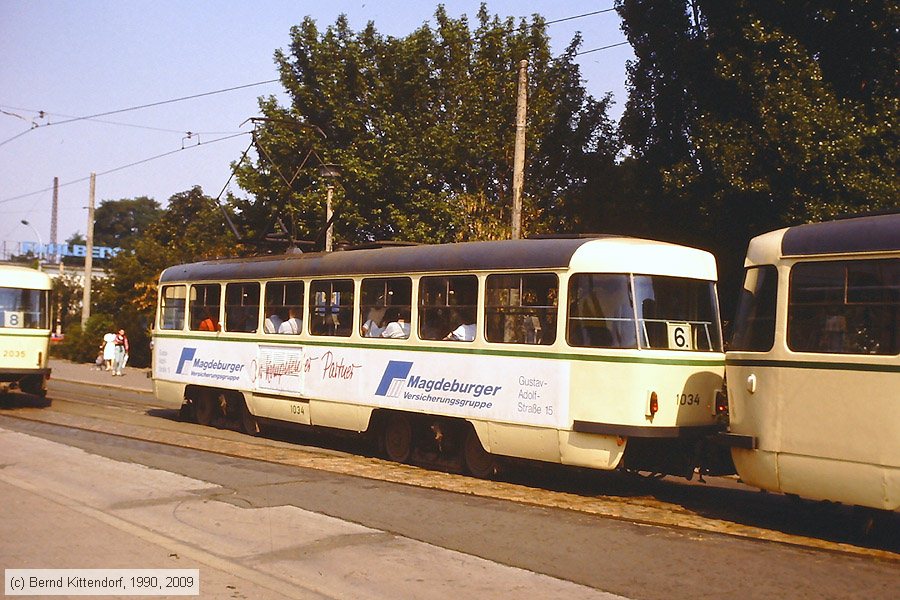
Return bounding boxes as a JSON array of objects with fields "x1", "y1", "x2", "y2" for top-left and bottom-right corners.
[{"x1": 21, "y1": 242, "x2": 121, "y2": 259}]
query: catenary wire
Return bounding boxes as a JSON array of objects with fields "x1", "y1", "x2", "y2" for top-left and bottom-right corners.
[
  {"x1": 0, "y1": 132, "x2": 250, "y2": 205},
  {"x1": 0, "y1": 79, "x2": 279, "y2": 148},
  {"x1": 0, "y1": 106, "x2": 241, "y2": 136},
  {"x1": 0, "y1": 7, "x2": 627, "y2": 206}
]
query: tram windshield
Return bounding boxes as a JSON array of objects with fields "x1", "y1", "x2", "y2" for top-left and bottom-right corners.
[
  {"x1": 634, "y1": 275, "x2": 722, "y2": 351},
  {"x1": 567, "y1": 274, "x2": 721, "y2": 351},
  {"x1": 0, "y1": 287, "x2": 49, "y2": 329}
]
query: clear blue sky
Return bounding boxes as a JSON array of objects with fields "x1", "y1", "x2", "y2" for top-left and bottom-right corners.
[{"x1": 0, "y1": 1, "x2": 633, "y2": 248}]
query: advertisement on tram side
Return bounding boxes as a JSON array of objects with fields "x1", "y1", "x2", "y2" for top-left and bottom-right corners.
[{"x1": 153, "y1": 338, "x2": 569, "y2": 428}]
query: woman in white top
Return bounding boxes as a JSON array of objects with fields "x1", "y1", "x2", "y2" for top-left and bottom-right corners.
[{"x1": 102, "y1": 331, "x2": 117, "y2": 371}]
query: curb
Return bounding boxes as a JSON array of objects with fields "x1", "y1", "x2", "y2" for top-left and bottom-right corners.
[{"x1": 50, "y1": 375, "x2": 153, "y2": 395}]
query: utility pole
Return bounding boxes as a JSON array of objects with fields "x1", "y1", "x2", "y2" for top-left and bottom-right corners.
[
  {"x1": 50, "y1": 177, "x2": 59, "y2": 263},
  {"x1": 325, "y1": 184, "x2": 334, "y2": 252},
  {"x1": 511, "y1": 59, "x2": 528, "y2": 240},
  {"x1": 81, "y1": 172, "x2": 95, "y2": 327},
  {"x1": 56, "y1": 260, "x2": 63, "y2": 336},
  {"x1": 318, "y1": 164, "x2": 341, "y2": 252}
]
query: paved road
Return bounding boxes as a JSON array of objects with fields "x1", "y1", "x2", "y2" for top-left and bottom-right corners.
[
  {"x1": 2, "y1": 425, "x2": 626, "y2": 599},
  {"x1": 0, "y1": 361, "x2": 895, "y2": 599}
]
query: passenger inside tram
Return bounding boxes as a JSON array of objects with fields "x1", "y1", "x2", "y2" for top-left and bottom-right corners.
[
  {"x1": 198, "y1": 308, "x2": 220, "y2": 332},
  {"x1": 264, "y1": 307, "x2": 283, "y2": 333},
  {"x1": 444, "y1": 308, "x2": 476, "y2": 341},
  {"x1": 278, "y1": 307, "x2": 303, "y2": 335},
  {"x1": 362, "y1": 302, "x2": 386, "y2": 337},
  {"x1": 381, "y1": 307, "x2": 410, "y2": 339}
]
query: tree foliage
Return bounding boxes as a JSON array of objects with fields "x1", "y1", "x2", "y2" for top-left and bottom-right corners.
[
  {"x1": 50, "y1": 271, "x2": 85, "y2": 335},
  {"x1": 56, "y1": 314, "x2": 114, "y2": 364},
  {"x1": 92, "y1": 196, "x2": 163, "y2": 248},
  {"x1": 95, "y1": 187, "x2": 244, "y2": 366},
  {"x1": 615, "y1": 0, "x2": 898, "y2": 300},
  {"x1": 80, "y1": 3, "x2": 896, "y2": 353},
  {"x1": 234, "y1": 5, "x2": 619, "y2": 245}
]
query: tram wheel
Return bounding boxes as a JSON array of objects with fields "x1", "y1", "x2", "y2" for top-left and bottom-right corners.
[
  {"x1": 20, "y1": 375, "x2": 46, "y2": 398},
  {"x1": 240, "y1": 398, "x2": 260, "y2": 436},
  {"x1": 382, "y1": 413, "x2": 413, "y2": 463},
  {"x1": 194, "y1": 390, "x2": 220, "y2": 426},
  {"x1": 463, "y1": 427, "x2": 495, "y2": 479}
]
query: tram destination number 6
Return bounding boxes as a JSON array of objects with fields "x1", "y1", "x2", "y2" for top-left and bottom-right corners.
[{"x1": 665, "y1": 321, "x2": 694, "y2": 350}]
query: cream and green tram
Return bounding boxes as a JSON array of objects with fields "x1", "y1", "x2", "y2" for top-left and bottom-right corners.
[
  {"x1": 723, "y1": 213, "x2": 899, "y2": 511},
  {"x1": 153, "y1": 236, "x2": 726, "y2": 477},
  {"x1": 0, "y1": 265, "x2": 52, "y2": 397}
]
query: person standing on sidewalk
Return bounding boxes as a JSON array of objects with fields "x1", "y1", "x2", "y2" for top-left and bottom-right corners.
[
  {"x1": 112, "y1": 329, "x2": 129, "y2": 376},
  {"x1": 102, "y1": 331, "x2": 116, "y2": 371}
]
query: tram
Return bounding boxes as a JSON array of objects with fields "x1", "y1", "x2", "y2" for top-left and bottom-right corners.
[
  {"x1": 0, "y1": 265, "x2": 53, "y2": 396},
  {"x1": 152, "y1": 236, "x2": 728, "y2": 477},
  {"x1": 722, "y1": 213, "x2": 899, "y2": 511}
]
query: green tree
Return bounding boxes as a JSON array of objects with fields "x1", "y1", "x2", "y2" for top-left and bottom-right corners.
[
  {"x1": 92, "y1": 196, "x2": 163, "y2": 248},
  {"x1": 57, "y1": 314, "x2": 114, "y2": 364},
  {"x1": 615, "y1": 0, "x2": 898, "y2": 302},
  {"x1": 96, "y1": 187, "x2": 244, "y2": 367},
  {"x1": 50, "y1": 271, "x2": 84, "y2": 336},
  {"x1": 234, "y1": 5, "x2": 619, "y2": 245}
]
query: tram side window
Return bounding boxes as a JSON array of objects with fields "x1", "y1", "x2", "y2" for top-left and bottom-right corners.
[
  {"x1": 310, "y1": 279, "x2": 354, "y2": 337},
  {"x1": 225, "y1": 282, "x2": 260, "y2": 333},
  {"x1": 360, "y1": 277, "x2": 412, "y2": 339},
  {"x1": 788, "y1": 259, "x2": 899, "y2": 355},
  {"x1": 634, "y1": 275, "x2": 722, "y2": 351},
  {"x1": 160, "y1": 285, "x2": 186, "y2": 330},
  {"x1": 0, "y1": 287, "x2": 48, "y2": 329},
  {"x1": 419, "y1": 275, "x2": 478, "y2": 341},
  {"x1": 189, "y1": 284, "x2": 221, "y2": 331},
  {"x1": 485, "y1": 273, "x2": 558, "y2": 345},
  {"x1": 264, "y1": 281, "x2": 304, "y2": 334},
  {"x1": 730, "y1": 266, "x2": 777, "y2": 352},
  {"x1": 567, "y1": 274, "x2": 637, "y2": 348}
]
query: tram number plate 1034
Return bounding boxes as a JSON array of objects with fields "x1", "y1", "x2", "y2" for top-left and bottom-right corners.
[{"x1": 676, "y1": 393, "x2": 701, "y2": 406}]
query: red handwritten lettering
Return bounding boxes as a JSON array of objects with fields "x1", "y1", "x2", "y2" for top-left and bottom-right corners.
[{"x1": 321, "y1": 351, "x2": 361, "y2": 380}]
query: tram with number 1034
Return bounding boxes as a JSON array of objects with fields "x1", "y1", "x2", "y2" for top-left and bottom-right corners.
[
  {"x1": 0, "y1": 264, "x2": 52, "y2": 397},
  {"x1": 152, "y1": 235, "x2": 732, "y2": 478}
]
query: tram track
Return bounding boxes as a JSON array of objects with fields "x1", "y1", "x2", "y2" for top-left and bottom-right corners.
[{"x1": 2, "y1": 385, "x2": 897, "y2": 564}]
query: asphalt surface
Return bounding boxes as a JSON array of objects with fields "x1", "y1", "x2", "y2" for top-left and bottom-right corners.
[
  {"x1": 2, "y1": 358, "x2": 893, "y2": 599},
  {"x1": 49, "y1": 357, "x2": 154, "y2": 394}
]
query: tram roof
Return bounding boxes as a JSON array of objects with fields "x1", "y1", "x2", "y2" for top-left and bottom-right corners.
[
  {"x1": 159, "y1": 235, "x2": 694, "y2": 282},
  {"x1": 0, "y1": 264, "x2": 53, "y2": 289},
  {"x1": 781, "y1": 212, "x2": 900, "y2": 257}
]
